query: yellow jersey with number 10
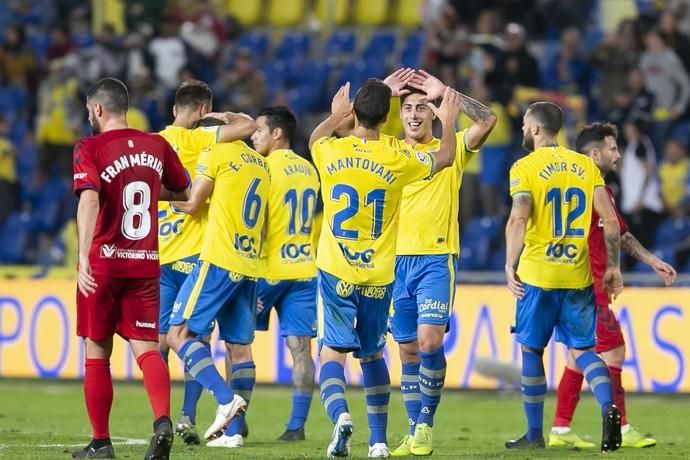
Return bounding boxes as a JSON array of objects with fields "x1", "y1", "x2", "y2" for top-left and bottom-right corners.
[
  {"x1": 396, "y1": 130, "x2": 476, "y2": 255},
  {"x1": 312, "y1": 135, "x2": 435, "y2": 286},
  {"x1": 195, "y1": 141, "x2": 270, "y2": 277},
  {"x1": 261, "y1": 149, "x2": 320, "y2": 280},
  {"x1": 157, "y1": 125, "x2": 220, "y2": 264},
  {"x1": 509, "y1": 146, "x2": 605, "y2": 289}
]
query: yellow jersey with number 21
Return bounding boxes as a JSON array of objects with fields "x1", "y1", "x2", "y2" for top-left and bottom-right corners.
[
  {"x1": 509, "y1": 146, "x2": 604, "y2": 290},
  {"x1": 195, "y1": 141, "x2": 270, "y2": 277},
  {"x1": 312, "y1": 135, "x2": 434, "y2": 286}
]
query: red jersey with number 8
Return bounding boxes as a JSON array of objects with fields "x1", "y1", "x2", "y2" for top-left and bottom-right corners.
[{"x1": 73, "y1": 128, "x2": 189, "y2": 278}]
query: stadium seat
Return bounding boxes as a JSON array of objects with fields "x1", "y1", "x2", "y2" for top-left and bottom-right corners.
[
  {"x1": 400, "y1": 32, "x2": 424, "y2": 68},
  {"x1": 293, "y1": 61, "x2": 334, "y2": 111},
  {"x1": 0, "y1": 212, "x2": 28, "y2": 263},
  {"x1": 353, "y1": 0, "x2": 389, "y2": 26},
  {"x1": 654, "y1": 217, "x2": 690, "y2": 248},
  {"x1": 362, "y1": 31, "x2": 397, "y2": 59},
  {"x1": 315, "y1": 0, "x2": 349, "y2": 26},
  {"x1": 71, "y1": 32, "x2": 94, "y2": 49},
  {"x1": 324, "y1": 30, "x2": 357, "y2": 56},
  {"x1": 267, "y1": 0, "x2": 306, "y2": 27},
  {"x1": 27, "y1": 31, "x2": 51, "y2": 62},
  {"x1": 262, "y1": 59, "x2": 290, "y2": 100},
  {"x1": 336, "y1": 59, "x2": 385, "y2": 94},
  {"x1": 275, "y1": 31, "x2": 312, "y2": 61},
  {"x1": 458, "y1": 217, "x2": 501, "y2": 270},
  {"x1": 395, "y1": 0, "x2": 423, "y2": 28},
  {"x1": 237, "y1": 32, "x2": 271, "y2": 62},
  {"x1": 227, "y1": 0, "x2": 263, "y2": 26}
]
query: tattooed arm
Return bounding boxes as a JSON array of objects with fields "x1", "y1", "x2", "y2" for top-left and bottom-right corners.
[
  {"x1": 593, "y1": 187, "x2": 623, "y2": 298},
  {"x1": 504, "y1": 192, "x2": 531, "y2": 299},
  {"x1": 622, "y1": 232, "x2": 677, "y2": 285}
]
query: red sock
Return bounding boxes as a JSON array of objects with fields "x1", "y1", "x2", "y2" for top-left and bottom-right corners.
[
  {"x1": 84, "y1": 358, "x2": 113, "y2": 439},
  {"x1": 608, "y1": 366, "x2": 628, "y2": 426},
  {"x1": 136, "y1": 350, "x2": 171, "y2": 421},
  {"x1": 553, "y1": 366, "x2": 584, "y2": 427}
]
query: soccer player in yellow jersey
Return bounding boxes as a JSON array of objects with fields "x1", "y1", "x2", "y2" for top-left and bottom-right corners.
[
  {"x1": 250, "y1": 106, "x2": 320, "y2": 441},
  {"x1": 157, "y1": 80, "x2": 257, "y2": 444},
  {"x1": 165, "y1": 117, "x2": 270, "y2": 445},
  {"x1": 386, "y1": 70, "x2": 497, "y2": 457},
  {"x1": 309, "y1": 79, "x2": 462, "y2": 458},
  {"x1": 504, "y1": 102, "x2": 624, "y2": 452}
]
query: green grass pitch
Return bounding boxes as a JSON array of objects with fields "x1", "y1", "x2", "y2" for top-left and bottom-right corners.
[{"x1": 0, "y1": 380, "x2": 687, "y2": 459}]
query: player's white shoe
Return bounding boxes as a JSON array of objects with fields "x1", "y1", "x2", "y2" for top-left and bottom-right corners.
[
  {"x1": 327, "y1": 412, "x2": 354, "y2": 457},
  {"x1": 368, "y1": 443, "x2": 390, "y2": 458},
  {"x1": 204, "y1": 395, "x2": 247, "y2": 440},
  {"x1": 206, "y1": 434, "x2": 244, "y2": 448}
]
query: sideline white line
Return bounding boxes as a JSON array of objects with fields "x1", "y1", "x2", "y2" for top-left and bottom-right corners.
[{"x1": 8, "y1": 436, "x2": 147, "y2": 448}]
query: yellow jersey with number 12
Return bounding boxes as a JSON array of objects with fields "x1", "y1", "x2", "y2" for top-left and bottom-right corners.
[
  {"x1": 157, "y1": 125, "x2": 220, "y2": 264},
  {"x1": 396, "y1": 130, "x2": 476, "y2": 255},
  {"x1": 509, "y1": 146, "x2": 605, "y2": 289},
  {"x1": 312, "y1": 135, "x2": 435, "y2": 286},
  {"x1": 261, "y1": 149, "x2": 320, "y2": 280},
  {"x1": 195, "y1": 141, "x2": 270, "y2": 277}
]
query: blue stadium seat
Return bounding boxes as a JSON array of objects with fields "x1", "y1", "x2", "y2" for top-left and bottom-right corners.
[
  {"x1": 336, "y1": 59, "x2": 385, "y2": 94},
  {"x1": 0, "y1": 86, "x2": 26, "y2": 115},
  {"x1": 458, "y1": 217, "x2": 501, "y2": 270},
  {"x1": 237, "y1": 32, "x2": 270, "y2": 62},
  {"x1": 400, "y1": 32, "x2": 424, "y2": 68},
  {"x1": 28, "y1": 178, "x2": 67, "y2": 233},
  {"x1": 28, "y1": 31, "x2": 51, "y2": 62},
  {"x1": 654, "y1": 217, "x2": 690, "y2": 248},
  {"x1": 276, "y1": 31, "x2": 312, "y2": 61},
  {"x1": 363, "y1": 31, "x2": 397, "y2": 58},
  {"x1": 292, "y1": 61, "x2": 334, "y2": 111},
  {"x1": 71, "y1": 32, "x2": 95, "y2": 49},
  {"x1": 262, "y1": 59, "x2": 289, "y2": 100},
  {"x1": 324, "y1": 31, "x2": 357, "y2": 56},
  {"x1": 0, "y1": 212, "x2": 29, "y2": 263}
]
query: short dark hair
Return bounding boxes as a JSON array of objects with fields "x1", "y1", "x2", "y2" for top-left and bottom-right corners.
[
  {"x1": 400, "y1": 86, "x2": 426, "y2": 105},
  {"x1": 527, "y1": 101, "x2": 563, "y2": 135},
  {"x1": 575, "y1": 122, "x2": 618, "y2": 154},
  {"x1": 257, "y1": 106, "x2": 297, "y2": 143},
  {"x1": 174, "y1": 79, "x2": 212, "y2": 110},
  {"x1": 86, "y1": 77, "x2": 129, "y2": 114},
  {"x1": 195, "y1": 117, "x2": 224, "y2": 128},
  {"x1": 353, "y1": 79, "x2": 391, "y2": 129}
]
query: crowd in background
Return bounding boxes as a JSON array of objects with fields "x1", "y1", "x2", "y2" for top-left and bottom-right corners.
[{"x1": 2, "y1": 0, "x2": 690, "y2": 274}]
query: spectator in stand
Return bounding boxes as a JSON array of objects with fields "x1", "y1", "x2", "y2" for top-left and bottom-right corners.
[
  {"x1": 543, "y1": 27, "x2": 591, "y2": 96},
  {"x1": 425, "y1": 4, "x2": 465, "y2": 88},
  {"x1": 35, "y1": 58, "x2": 81, "y2": 183},
  {"x1": 82, "y1": 24, "x2": 128, "y2": 83},
  {"x1": 639, "y1": 28, "x2": 690, "y2": 122},
  {"x1": 620, "y1": 117, "x2": 664, "y2": 263},
  {"x1": 0, "y1": 24, "x2": 37, "y2": 90},
  {"x1": 217, "y1": 48, "x2": 266, "y2": 115},
  {"x1": 0, "y1": 116, "x2": 17, "y2": 224},
  {"x1": 485, "y1": 23, "x2": 539, "y2": 104},
  {"x1": 659, "y1": 9, "x2": 690, "y2": 73},
  {"x1": 607, "y1": 68, "x2": 655, "y2": 135},
  {"x1": 124, "y1": 32, "x2": 154, "y2": 83},
  {"x1": 149, "y1": 19, "x2": 187, "y2": 90},
  {"x1": 589, "y1": 20, "x2": 639, "y2": 113},
  {"x1": 46, "y1": 25, "x2": 74, "y2": 62},
  {"x1": 659, "y1": 139, "x2": 690, "y2": 213}
]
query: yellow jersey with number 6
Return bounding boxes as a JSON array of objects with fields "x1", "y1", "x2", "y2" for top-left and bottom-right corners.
[
  {"x1": 509, "y1": 146, "x2": 605, "y2": 289},
  {"x1": 261, "y1": 149, "x2": 320, "y2": 280},
  {"x1": 157, "y1": 125, "x2": 220, "y2": 264},
  {"x1": 312, "y1": 135, "x2": 434, "y2": 286},
  {"x1": 195, "y1": 141, "x2": 270, "y2": 277}
]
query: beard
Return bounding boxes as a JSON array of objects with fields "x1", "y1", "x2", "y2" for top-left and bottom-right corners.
[
  {"x1": 522, "y1": 132, "x2": 534, "y2": 151},
  {"x1": 90, "y1": 117, "x2": 102, "y2": 135}
]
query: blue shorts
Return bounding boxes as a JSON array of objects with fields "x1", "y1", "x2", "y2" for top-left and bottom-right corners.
[
  {"x1": 512, "y1": 283, "x2": 596, "y2": 350},
  {"x1": 391, "y1": 254, "x2": 457, "y2": 343},
  {"x1": 317, "y1": 270, "x2": 393, "y2": 359},
  {"x1": 256, "y1": 278, "x2": 317, "y2": 337},
  {"x1": 159, "y1": 255, "x2": 198, "y2": 334},
  {"x1": 170, "y1": 261, "x2": 257, "y2": 344}
]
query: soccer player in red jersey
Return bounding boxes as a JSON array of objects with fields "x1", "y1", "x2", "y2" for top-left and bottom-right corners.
[
  {"x1": 549, "y1": 122, "x2": 677, "y2": 449},
  {"x1": 72, "y1": 78, "x2": 190, "y2": 460}
]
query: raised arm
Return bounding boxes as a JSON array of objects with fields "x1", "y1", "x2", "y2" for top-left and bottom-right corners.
[
  {"x1": 621, "y1": 231, "x2": 677, "y2": 285},
  {"x1": 409, "y1": 70, "x2": 497, "y2": 150},
  {"x1": 309, "y1": 82, "x2": 353, "y2": 150},
  {"x1": 171, "y1": 176, "x2": 214, "y2": 216},
  {"x1": 76, "y1": 189, "x2": 99, "y2": 296},
  {"x1": 204, "y1": 111, "x2": 258, "y2": 142},
  {"x1": 425, "y1": 86, "x2": 462, "y2": 174},
  {"x1": 593, "y1": 186, "x2": 623, "y2": 298},
  {"x1": 160, "y1": 185, "x2": 190, "y2": 201},
  {"x1": 505, "y1": 192, "x2": 531, "y2": 298}
]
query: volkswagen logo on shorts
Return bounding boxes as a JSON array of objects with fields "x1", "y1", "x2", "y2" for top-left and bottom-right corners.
[
  {"x1": 229, "y1": 271, "x2": 244, "y2": 283},
  {"x1": 336, "y1": 280, "x2": 354, "y2": 297}
]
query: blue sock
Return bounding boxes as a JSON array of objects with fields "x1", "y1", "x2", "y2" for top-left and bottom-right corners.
[
  {"x1": 575, "y1": 351, "x2": 613, "y2": 414},
  {"x1": 521, "y1": 349, "x2": 547, "y2": 441},
  {"x1": 418, "y1": 347, "x2": 446, "y2": 427},
  {"x1": 178, "y1": 339, "x2": 233, "y2": 405},
  {"x1": 401, "y1": 362, "x2": 421, "y2": 435},
  {"x1": 319, "y1": 361, "x2": 349, "y2": 424},
  {"x1": 361, "y1": 358, "x2": 390, "y2": 446},
  {"x1": 180, "y1": 342, "x2": 209, "y2": 425},
  {"x1": 225, "y1": 361, "x2": 256, "y2": 436},
  {"x1": 287, "y1": 390, "x2": 313, "y2": 431},
  {"x1": 160, "y1": 348, "x2": 169, "y2": 365}
]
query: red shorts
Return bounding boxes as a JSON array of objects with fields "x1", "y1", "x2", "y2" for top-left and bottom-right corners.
[
  {"x1": 77, "y1": 275, "x2": 160, "y2": 342},
  {"x1": 594, "y1": 292, "x2": 625, "y2": 353}
]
